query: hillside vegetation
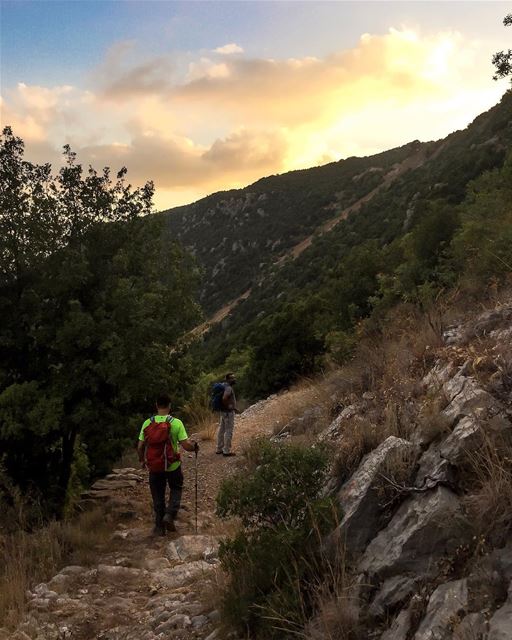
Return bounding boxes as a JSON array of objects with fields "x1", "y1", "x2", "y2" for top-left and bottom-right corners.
[{"x1": 171, "y1": 91, "x2": 512, "y2": 400}]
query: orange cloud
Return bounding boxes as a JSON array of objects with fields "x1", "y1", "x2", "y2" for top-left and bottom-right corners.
[{"x1": 1, "y1": 28, "x2": 505, "y2": 209}]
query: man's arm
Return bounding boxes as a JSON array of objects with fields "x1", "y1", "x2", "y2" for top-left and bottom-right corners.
[
  {"x1": 137, "y1": 440, "x2": 146, "y2": 469},
  {"x1": 180, "y1": 438, "x2": 199, "y2": 452}
]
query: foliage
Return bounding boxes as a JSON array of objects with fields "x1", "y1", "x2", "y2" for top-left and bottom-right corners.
[
  {"x1": 216, "y1": 439, "x2": 338, "y2": 639},
  {"x1": 0, "y1": 128, "x2": 201, "y2": 515},
  {"x1": 492, "y1": 14, "x2": 512, "y2": 83},
  {"x1": 243, "y1": 300, "x2": 325, "y2": 399},
  {"x1": 185, "y1": 92, "x2": 512, "y2": 398}
]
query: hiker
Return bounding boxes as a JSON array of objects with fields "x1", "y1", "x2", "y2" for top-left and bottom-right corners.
[
  {"x1": 215, "y1": 372, "x2": 238, "y2": 457},
  {"x1": 137, "y1": 393, "x2": 199, "y2": 536}
]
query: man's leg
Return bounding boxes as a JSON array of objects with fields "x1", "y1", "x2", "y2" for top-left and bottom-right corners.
[
  {"x1": 165, "y1": 467, "x2": 184, "y2": 531},
  {"x1": 223, "y1": 411, "x2": 235, "y2": 454},
  {"x1": 148, "y1": 472, "x2": 166, "y2": 534},
  {"x1": 216, "y1": 412, "x2": 226, "y2": 453}
]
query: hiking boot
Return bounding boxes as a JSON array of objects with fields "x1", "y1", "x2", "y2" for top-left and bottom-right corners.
[
  {"x1": 215, "y1": 450, "x2": 223, "y2": 455},
  {"x1": 152, "y1": 525, "x2": 166, "y2": 536},
  {"x1": 163, "y1": 513, "x2": 177, "y2": 532},
  {"x1": 223, "y1": 452, "x2": 236, "y2": 457}
]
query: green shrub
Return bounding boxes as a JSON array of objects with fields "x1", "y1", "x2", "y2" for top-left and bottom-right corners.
[{"x1": 216, "y1": 439, "x2": 339, "y2": 639}]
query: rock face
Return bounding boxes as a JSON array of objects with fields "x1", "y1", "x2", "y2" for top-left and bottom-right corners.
[
  {"x1": 359, "y1": 487, "x2": 468, "y2": 580},
  {"x1": 368, "y1": 575, "x2": 420, "y2": 620},
  {"x1": 487, "y1": 581, "x2": 512, "y2": 640},
  {"x1": 413, "y1": 579, "x2": 468, "y2": 640},
  {"x1": 335, "y1": 436, "x2": 419, "y2": 554},
  {"x1": 167, "y1": 535, "x2": 219, "y2": 563},
  {"x1": 442, "y1": 370, "x2": 499, "y2": 425}
]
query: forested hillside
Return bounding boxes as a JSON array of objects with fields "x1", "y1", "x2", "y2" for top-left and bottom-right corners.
[{"x1": 172, "y1": 91, "x2": 512, "y2": 399}]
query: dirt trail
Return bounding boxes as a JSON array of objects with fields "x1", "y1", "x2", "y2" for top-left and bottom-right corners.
[{"x1": 8, "y1": 400, "x2": 277, "y2": 640}]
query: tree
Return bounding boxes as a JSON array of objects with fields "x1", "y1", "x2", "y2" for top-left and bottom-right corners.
[
  {"x1": 244, "y1": 301, "x2": 324, "y2": 399},
  {"x1": 0, "y1": 128, "x2": 201, "y2": 515},
  {"x1": 492, "y1": 14, "x2": 512, "y2": 82}
]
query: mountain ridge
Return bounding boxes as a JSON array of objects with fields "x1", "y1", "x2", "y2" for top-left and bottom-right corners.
[{"x1": 161, "y1": 91, "x2": 511, "y2": 323}]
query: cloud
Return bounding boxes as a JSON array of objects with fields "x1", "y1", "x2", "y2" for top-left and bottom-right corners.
[
  {"x1": 1, "y1": 27, "x2": 505, "y2": 209},
  {"x1": 95, "y1": 41, "x2": 175, "y2": 100},
  {"x1": 214, "y1": 43, "x2": 244, "y2": 55},
  {"x1": 78, "y1": 127, "x2": 288, "y2": 191}
]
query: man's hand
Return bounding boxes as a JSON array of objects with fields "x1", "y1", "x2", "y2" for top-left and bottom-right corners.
[{"x1": 140, "y1": 460, "x2": 147, "y2": 470}]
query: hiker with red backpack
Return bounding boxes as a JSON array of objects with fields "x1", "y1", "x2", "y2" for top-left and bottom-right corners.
[{"x1": 137, "y1": 393, "x2": 199, "y2": 536}]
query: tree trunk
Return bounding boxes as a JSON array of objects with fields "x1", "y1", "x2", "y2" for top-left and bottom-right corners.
[{"x1": 57, "y1": 425, "x2": 78, "y2": 516}]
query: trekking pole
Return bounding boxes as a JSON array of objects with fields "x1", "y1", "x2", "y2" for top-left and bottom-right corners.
[{"x1": 194, "y1": 447, "x2": 199, "y2": 534}]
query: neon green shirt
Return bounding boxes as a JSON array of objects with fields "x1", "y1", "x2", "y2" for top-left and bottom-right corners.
[{"x1": 139, "y1": 415, "x2": 188, "y2": 471}]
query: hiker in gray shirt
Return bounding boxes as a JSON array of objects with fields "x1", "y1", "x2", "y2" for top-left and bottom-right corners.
[{"x1": 216, "y1": 373, "x2": 237, "y2": 457}]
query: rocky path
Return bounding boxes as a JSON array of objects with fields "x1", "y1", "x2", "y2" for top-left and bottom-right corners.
[{"x1": 6, "y1": 402, "x2": 276, "y2": 640}]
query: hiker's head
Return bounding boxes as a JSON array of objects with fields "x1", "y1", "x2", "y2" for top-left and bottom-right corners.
[
  {"x1": 156, "y1": 393, "x2": 171, "y2": 411},
  {"x1": 225, "y1": 372, "x2": 236, "y2": 385}
]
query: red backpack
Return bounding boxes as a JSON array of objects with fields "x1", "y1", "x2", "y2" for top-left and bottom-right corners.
[{"x1": 144, "y1": 416, "x2": 180, "y2": 472}]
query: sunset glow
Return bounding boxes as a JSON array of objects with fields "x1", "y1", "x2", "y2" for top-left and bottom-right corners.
[{"x1": 1, "y1": 1, "x2": 508, "y2": 209}]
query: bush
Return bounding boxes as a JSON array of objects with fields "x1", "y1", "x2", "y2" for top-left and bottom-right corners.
[{"x1": 216, "y1": 439, "x2": 339, "y2": 639}]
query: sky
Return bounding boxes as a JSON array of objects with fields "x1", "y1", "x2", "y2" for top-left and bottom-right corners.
[{"x1": 1, "y1": 1, "x2": 510, "y2": 210}]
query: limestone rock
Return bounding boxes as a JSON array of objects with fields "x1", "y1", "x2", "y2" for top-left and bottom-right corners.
[
  {"x1": 144, "y1": 556, "x2": 171, "y2": 571},
  {"x1": 320, "y1": 403, "x2": 361, "y2": 440},
  {"x1": 413, "y1": 579, "x2": 468, "y2": 640},
  {"x1": 492, "y1": 544, "x2": 512, "y2": 582},
  {"x1": 469, "y1": 306, "x2": 512, "y2": 340},
  {"x1": 368, "y1": 575, "x2": 420, "y2": 619},
  {"x1": 453, "y1": 612, "x2": 488, "y2": 639},
  {"x1": 380, "y1": 609, "x2": 411, "y2": 640},
  {"x1": 359, "y1": 487, "x2": 468, "y2": 580},
  {"x1": 335, "y1": 436, "x2": 419, "y2": 554},
  {"x1": 488, "y1": 581, "x2": 512, "y2": 640},
  {"x1": 191, "y1": 614, "x2": 209, "y2": 628},
  {"x1": 91, "y1": 478, "x2": 137, "y2": 491},
  {"x1": 422, "y1": 361, "x2": 457, "y2": 389},
  {"x1": 153, "y1": 560, "x2": 214, "y2": 588},
  {"x1": 97, "y1": 564, "x2": 145, "y2": 584},
  {"x1": 415, "y1": 416, "x2": 482, "y2": 486},
  {"x1": 166, "y1": 535, "x2": 219, "y2": 563},
  {"x1": 442, "y1": 372, "x2": 499, "y2": 425},
  {"x1": 46, "y1": 573, "x2": 72, "y2": 594}
]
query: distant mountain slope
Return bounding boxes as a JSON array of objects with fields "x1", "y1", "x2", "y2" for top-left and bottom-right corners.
[
  {"x1": 162, "y1": 141, "x2": 430, "y2": 313},
  {"x1": 162, "y1": 91, "x2": 512, "y2": 323}
]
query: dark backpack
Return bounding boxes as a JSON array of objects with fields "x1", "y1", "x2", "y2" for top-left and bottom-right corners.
[
  {"x1": 144, "y1": 416, "x2": 180, "y2": 472},
  {"x1": 211, "y1": 382, "x2": 226, "y2": 411}
]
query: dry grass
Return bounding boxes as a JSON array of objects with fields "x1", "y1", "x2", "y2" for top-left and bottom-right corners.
[
  {"x1": 374, "y1": 446, "x2": 419, "y2": 511},
  {"x1": 268, "y1": 376, "x2": 336, "y2": 440},
  {"x1": 263, "y1": 545, "x2": 362, "y2": 640},
  {"x1": 416, "y1": 393, "x2": 452, "y2": 444},
  {"x1": 0, "y1": 508, "x2": 111, "y2": 628},
  {"x1": 333, "y1": 417, "x2": 383, "y2": 484},
  {"x1": 462, "y1": 433, "x2": 512, "y2": 547},
  {"x1": 182, "y1": 396, "x2": 218, "y2": 441}
]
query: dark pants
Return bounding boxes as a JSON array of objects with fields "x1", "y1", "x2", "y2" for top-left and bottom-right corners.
[{"x1": 148, "y1": 467, "x2": 184, "y2": 527}]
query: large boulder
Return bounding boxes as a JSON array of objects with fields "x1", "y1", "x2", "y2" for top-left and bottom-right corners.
[
  {"x1": 166, "y1": 535, "x2": 219, "y2": 563},
  {"x1": 415, "y1": 416, "x2": 483, "y2": 486},
  {"x1": 335, "y1": 436, "x2": 419, "y2": 555},
  {"x1": 368, "y1": 575, "x2": 421, "y2": 620},
  {"x1": 153, "y1": 560, "x2": 215, "y2": 588},
  {"x1": 380, "y1": 609, "x2": 411, "y2": 640},
  {"x1": 441, "y1": 372, "x2": 499, "y2": 425},
  {"x1": 359, "y1": 487, "x2": 468, "y2": 581},
  {"x1": 488, "y1": 581, "x2": 512, "y2": 640},
  {"x1": 413, "y1": 579, "x2": 468, "y2": 640}
]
